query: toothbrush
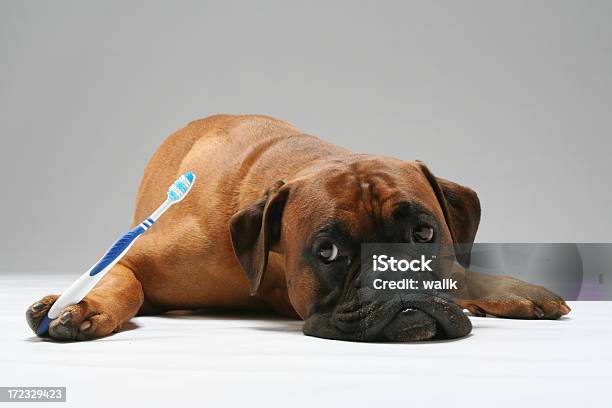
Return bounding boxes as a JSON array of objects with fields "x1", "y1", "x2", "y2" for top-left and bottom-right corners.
[{"x1": 36, "y1": 171, "x2": 196, "y2": 336}]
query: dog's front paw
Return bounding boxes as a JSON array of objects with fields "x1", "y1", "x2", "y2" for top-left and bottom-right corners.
[
  {"x1": 26, "y1": 295, "x2": 120, "y2": 341},
  {"x1": 458, "y1": 276, "x2": 571, "y2": 320}
]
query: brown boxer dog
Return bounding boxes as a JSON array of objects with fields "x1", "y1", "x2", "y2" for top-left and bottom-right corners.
[{"x1": 26, "y1": 114, "x2": 571, "y2": 342}]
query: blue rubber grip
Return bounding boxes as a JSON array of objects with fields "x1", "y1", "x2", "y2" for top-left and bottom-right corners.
[
  {"x1": 89, "y1": 225, "x2": 145, "y2": 276},
  {"x1": 36, "y1": 315, "x2": 51, "y2": 336}
]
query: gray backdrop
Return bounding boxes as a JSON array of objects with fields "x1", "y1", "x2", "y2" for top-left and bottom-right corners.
[{"x1": 1, "y1": 0, "x2": 610, "y2": 274}]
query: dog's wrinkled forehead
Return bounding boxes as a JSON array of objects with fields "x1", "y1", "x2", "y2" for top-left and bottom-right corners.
[{"x1": 289, "y1": 157, "x2": 445, "y2": 238}]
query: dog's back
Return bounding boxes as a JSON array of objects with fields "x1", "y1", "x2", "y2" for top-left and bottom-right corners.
[{"x1": 133, "y1": 114, "x2": 299, "y2": 224}]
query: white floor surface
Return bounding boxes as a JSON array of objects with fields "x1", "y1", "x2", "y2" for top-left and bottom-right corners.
[{"x1": 1, "y1": 273, "x2": 611, "y2": 407}]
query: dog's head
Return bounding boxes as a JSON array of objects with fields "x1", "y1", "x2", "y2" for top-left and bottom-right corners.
[{"x1": 229, "y1": 155, "x2": 480, "y2": 342}]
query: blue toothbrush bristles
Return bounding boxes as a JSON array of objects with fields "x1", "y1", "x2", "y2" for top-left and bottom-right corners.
[
  {"x1": 176, "y1": 181, "x2": 188, "y2": 193},
  {"x1": 167, "y1": 172, "x2": 195, "y2": 202},
  {"x1": 168, "y1": 190, "x2": 180, "y2": 201}
]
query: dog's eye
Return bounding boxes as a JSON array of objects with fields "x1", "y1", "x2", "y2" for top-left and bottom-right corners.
[
  {"x1": 413, "y1": 225, "x2": 435, "y2": 243},
  {"x1": 318, "y1": 242, "x2": 339, "y2": 263}
]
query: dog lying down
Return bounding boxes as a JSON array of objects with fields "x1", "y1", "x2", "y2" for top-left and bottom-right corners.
[{"x1": 27, "y1": 114, "x2": 570, "y2": 342}]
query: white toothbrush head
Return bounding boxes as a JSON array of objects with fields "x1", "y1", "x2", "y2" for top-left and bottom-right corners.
[{"x1": 167, "y1": 172, "x2": 196, "y2": 203}]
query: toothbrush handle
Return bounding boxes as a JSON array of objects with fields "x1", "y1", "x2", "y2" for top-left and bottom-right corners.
[
  {"x1": 88, "y1": 225, "x2": 146, "y2": 277},
  {"x1": 37, "y1": 223, "x2": 151, "y2": 335}
]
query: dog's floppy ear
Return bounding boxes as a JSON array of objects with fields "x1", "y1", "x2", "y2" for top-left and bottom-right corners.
[
  {"x1": 229, "y1": 180, "x2": 289, "y2": 295},
  {"x1": 416, "y1": 161, "x2": 481, "y2": 268}
]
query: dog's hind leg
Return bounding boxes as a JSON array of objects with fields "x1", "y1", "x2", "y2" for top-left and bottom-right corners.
[{"x1": 26, "y1": 263, "x2": 144, "y2": 340}]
